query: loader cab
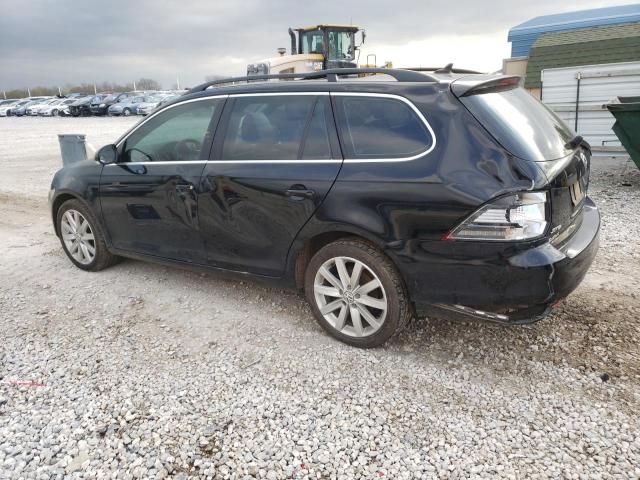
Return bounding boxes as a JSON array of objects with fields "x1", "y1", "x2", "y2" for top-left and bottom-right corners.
[
  {"x1": 297, "y1": 25, "x2": 362, "y2": 69},
  {"x1": 247, "y1": 24, "x2": 365, "y2": 78}
]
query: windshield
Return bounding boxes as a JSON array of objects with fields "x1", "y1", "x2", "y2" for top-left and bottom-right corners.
[
  {"x1": 328, "y1": 30, "x2": 354, "y2": 61},
  {"x1": 460, "y1": 87, "x2": 575, "y2": 161},
  {"x1": 301, "y1": 31, "x2": 324, "y2": 54}
]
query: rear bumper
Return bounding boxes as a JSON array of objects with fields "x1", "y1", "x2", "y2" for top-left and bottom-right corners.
[{"x1": 396, "y1": 197, "x2": 600, "y2": 318}]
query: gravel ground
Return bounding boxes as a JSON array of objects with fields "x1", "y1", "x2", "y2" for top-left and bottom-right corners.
[{"x1": 0, "y1": 117, "x2": 639, "y2": 479}]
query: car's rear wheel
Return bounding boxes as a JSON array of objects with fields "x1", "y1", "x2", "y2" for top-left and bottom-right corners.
[
  {"x1": 52, "y1": 109, "x2": 58, "y2": 116},
  {"x1": 123, "y1": 108, "x2": 131, "y2": 116},
  {"x1": 57, "y1": 199, "x2": 118, "y2": 272},
  {"x1": 305, "y1": 238, "x2": 411, "y2": 348}
]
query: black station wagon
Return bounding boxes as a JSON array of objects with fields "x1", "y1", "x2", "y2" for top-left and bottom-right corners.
[{"x1": 50, "y1": 68, "x2": 600, "y2": 347}]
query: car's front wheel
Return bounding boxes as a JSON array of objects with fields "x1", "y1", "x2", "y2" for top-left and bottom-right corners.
[
  {"x1": 51, "y1": 109, "x2": 58, "y2": 116},
  {"x1": 56, "y1": 199, "x2": 118, "y2": 271},
  {"x1": 122, "y1": 108, "x2": 131, "y2": 116},
  {"x1": 305, "y1": 238, "x2": 411, "y2": 348}
]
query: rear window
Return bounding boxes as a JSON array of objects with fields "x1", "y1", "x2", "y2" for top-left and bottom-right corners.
[
  {"x1": 335, "y1": 96, "x2": 432, "y2": 159},
  {"x1": 460, "y1": 87, "x2": 575, "y2": 161}
]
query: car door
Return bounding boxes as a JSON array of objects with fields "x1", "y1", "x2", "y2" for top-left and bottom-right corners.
[
  {"x1": 99, "y1": 97, "x2": 224, "y2": 263},
  {"x1": 199, "y1": 93, "x2": 343, "y2": 276}
]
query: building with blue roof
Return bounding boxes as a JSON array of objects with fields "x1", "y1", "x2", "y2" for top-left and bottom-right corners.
[
  {"x1": 503, "y1": 4, "x2": 640, "y2": 99},
  {"x1": 502, "y1": 4, "x2": 640, "y2": 151},
  {"x1": 508, "y1": 4, "x2": 640, "y2": 58}
]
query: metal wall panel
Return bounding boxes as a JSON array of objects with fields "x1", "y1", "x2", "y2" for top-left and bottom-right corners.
[{"x1": 541, "y1": 61, "x2": 640, "y2": 148}]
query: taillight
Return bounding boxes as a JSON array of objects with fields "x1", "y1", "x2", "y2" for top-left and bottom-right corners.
[{"x1": 446, "y1": 192, "x2": 548, "y2": 241}]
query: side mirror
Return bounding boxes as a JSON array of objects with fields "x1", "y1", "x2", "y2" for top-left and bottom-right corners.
[
  {"x1": 96, "y1": 144, "x2": 118, "y2": 165},
  {"x1": 356, "y1": 30, "x2": 366, "y2": 48}
]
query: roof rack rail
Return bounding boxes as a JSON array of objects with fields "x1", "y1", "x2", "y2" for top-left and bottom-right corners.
[
  {"x1": 187, "y1": 68, "x2": 438, "y2": 94},
  {"x1": 404, "y1": 66, "x2": 484, "y2": 74}
]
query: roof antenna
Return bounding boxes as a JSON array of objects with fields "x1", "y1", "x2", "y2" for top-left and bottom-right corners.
[{"x1": 435, "y1": 63, "x2": 454, "y2": 74}]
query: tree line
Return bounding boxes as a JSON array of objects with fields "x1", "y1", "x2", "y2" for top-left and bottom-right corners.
[{"x1": 3, "y1": 78, "x2": 163, "y2": 99}]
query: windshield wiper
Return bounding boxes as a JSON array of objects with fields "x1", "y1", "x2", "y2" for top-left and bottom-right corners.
[{"x1": 565, "y1": 135, "x2": 583, "y2": 150}]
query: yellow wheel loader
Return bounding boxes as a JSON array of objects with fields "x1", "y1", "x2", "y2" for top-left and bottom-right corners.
[{"x1": 247, "y1": 25, "x2": 365, "y2": 77}]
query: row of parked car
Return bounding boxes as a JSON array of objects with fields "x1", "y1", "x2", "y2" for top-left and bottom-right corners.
[{"x1": 0, "y1": 91, "x2": 182, "y2": 118}]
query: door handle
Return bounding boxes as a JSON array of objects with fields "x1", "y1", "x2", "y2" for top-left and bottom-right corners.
[
  {"x1": 175, "y1": 184, "x2": 195, "y2": 192},
  {"x1": 285, "y1": 186, "x2": 315, "y2": 200}
]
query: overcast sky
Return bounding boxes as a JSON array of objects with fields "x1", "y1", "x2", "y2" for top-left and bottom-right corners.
[{"x1": 0, "y1": 0, "x2": 633, "y2": 90}]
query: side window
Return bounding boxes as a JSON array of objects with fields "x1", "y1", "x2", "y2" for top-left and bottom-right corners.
[
  {"x1": 121, "y1": 99, "x2": 221, "y2": 163},
  {"x1": 335, "y1": 96, "x2": 433, "y2": 159},
  {"x1": 221, "y1": 95, "x2": 318, "y2": 160}
]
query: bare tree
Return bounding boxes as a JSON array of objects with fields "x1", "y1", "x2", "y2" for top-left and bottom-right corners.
[
  {"x1": 2, "y1": 77, "x2": 164, "y2": 98},
  {"x1": 135, "y1": 78, "x2": 161, "y2": 90}
]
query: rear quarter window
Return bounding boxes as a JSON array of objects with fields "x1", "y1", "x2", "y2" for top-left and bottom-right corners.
[
  {"x1": 460, "y1": 87, "x2": 575, "y2": 161},
  {"x1": 334, "y1": 96, "x2": 433, "y2": 159}
]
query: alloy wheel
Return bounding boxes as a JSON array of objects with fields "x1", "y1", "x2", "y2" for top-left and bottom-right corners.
[
  {"x1": 60, "y1": 209, "x2": 96, "y2": 265},
  {"x1": 313, "y1": 256, "x2": 388, "y2": 338}
]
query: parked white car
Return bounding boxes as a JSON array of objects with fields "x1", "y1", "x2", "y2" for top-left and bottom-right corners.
[
  {"x1": 0, "y1": 99, "x2": 21, "y2": 117},
  {"x1": 0, "y1": 98, "x2": 31, "y2": 117},
  {"x1": 26, "y1": 98, "x2": 56, "y2": 116},
  {"x1": 39, "y1": 98, "x2": 77, "y2": 116},
  {"x1": 135, "y1": 95, "x2": 167, "y2": 115}
]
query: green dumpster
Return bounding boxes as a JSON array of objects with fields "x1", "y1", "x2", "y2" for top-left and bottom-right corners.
[{"x1": 606, "y1": 96, "x2": 640, "y2": 169}]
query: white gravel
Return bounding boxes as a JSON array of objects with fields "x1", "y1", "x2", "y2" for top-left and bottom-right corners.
[{"x1": 0, "y1": 117, "x2": 639, "y2": 479}]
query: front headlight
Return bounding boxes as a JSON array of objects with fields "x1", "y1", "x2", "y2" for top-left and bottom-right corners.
[
  {"x1": 446, "y1": 192, "x2": 548, "y2": 241},
  {"x1": 99, "y1": 103, "x2": 106, "y2": 107}
]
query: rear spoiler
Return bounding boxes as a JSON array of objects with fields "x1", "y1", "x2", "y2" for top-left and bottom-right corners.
[{"x1": 451, "y1": 75, "x2": 521, "y2": 98}]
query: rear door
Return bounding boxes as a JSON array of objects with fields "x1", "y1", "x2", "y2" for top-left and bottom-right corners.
[
  {"x1": 199, "y1": 93, "x2": 342, "y2": 276},
  {"x1": 99, "y1": 97, "x2": 224, "y2": 263}
]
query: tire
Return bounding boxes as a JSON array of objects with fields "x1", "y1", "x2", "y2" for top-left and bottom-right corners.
[
  {"x1": 56, "y1": 199, "x2": 118, "y2": 272},
  {"x1": 123, "y1": 108, "x2": 131, "y2": 116},
  {"x1": 52, "y1": 109, "x2": 58, "y2": 117},
  {"x1": 304, "y1": 238, "x2": 412, "y2": 348}
]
